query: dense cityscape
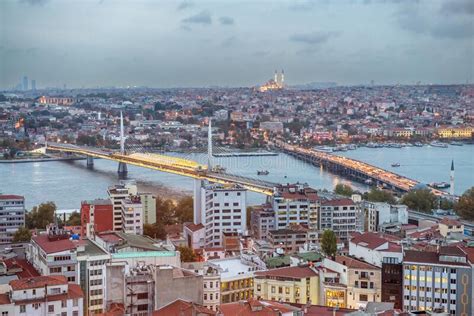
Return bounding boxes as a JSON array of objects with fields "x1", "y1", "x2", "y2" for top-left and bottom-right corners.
[{"x1": 1, "y1": 0, "x2": 474, "y2": 316}]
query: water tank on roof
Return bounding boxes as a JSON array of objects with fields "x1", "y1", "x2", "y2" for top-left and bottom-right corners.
[{"x1": 71, "y1": 234, "x2": 80, "y2": 240}]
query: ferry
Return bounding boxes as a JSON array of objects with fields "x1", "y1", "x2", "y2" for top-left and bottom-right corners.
[
  {"x1": 430, "y1": 182, "x2": 450, "y2": 189},
  {"x1": 413, "y1": 142, "x2": 424, "y2": 147},
  {"x1": 257, "y1": 170, "x2": 269, "y2": 175},
  {"x1": 450, "y1": 141, "x2": 463, "y2": 146},
  {"x1": 391, "y1": 163, "x2": 401, "y2": 167},
  {"x1": 430, "y1": 141, "x2": 448, "y2": 148},
  {"x1": 388, "y1": 143, "x2": 403, "y2": 148}
]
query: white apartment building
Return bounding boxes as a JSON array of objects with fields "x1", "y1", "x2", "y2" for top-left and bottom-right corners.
[
  {"x1": 193, "y1": 180, "x2": 247, "y2": 247},
  {"x1": 121, "y1": 196, "x2": 143, "y2": 235},
  {"x1": 0, "y1": 195, "x2": 26, "y2": 243},
  {"x1": 270, "y1": 184, "x2": 320, "y2": 230},
  {"x1": 403, "y1": 246, "x2": 472, "y2": 315},
  {"x1": 0, "y1": 276, "x2": 84, "y2": 316},
  {"x1": 182, "y1": 262, "x2": 221, "y2": 312},
  {"x1": 349, "y1": 232, "x2": 403, "y2": 267},
  {"x1": 319, "y1": 198, "x2": 360, "y2": 241},
  {"x1": 139, "y1": 192, "x2": 156, "y2": 224},
  {"x1": 364, "y1": 201, "x2": 408, "y2": 232},
  {"x1": 108, "y1": 183, "x2": 133, "y2": 231}
]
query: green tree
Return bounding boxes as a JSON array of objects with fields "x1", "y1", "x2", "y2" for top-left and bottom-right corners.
[
  {"x1": 174, "y1": 196, "x2": 193, "y2": 223},
  {"x1": 321, "y1": 230, "x2": 337, "y2": 258},
  {"x1": 143, "y1": 222, "x2": 167, "y2": 240},
  {"x1": 401, "y1": 189, "x2": 436, "y2": 213},
  {"x1": 13, "y1": 227, "x2": 32, "y2": 242},
  {"x1": 366, "y1": 187, "x2": 396, "y2": 204},
  {"x1": 177, "y1": 246, "x2": 197, "y2": 262},
  {"x1": 454, "y1": 187, "x2": 474, "y2": 220},
  {"x1": 65, "y1": 211, "x2": 81, "y2": 226},
  {"x1": 156, "y1": 197, "x2": 175, "y2": 225},
  {"x1": 26, "y1": 202, "x2": 56, "y2": 229},
  {"x1": 334, "y1": 184, "x2": 354, "y2": 197}
]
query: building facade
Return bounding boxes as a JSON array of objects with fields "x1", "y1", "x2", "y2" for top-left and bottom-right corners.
[
  {"x1": 0, "y1": 195, "x2": 25, "y2": 244},
  {"x1": 80, "y1": 199, "x2": 113, "y2": 238},
  {"x1": 121, "y1": 196, "x2": 143, "y2": 235}
]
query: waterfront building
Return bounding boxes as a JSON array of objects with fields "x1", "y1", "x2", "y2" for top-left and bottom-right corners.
[
  {"x1": 270, "y1": 183, "x2": 320, "y2": 230},
  {"x1": 403, "y1": 246, "x2": 472, "y2": 315},
  {"x1": 80, "y1": 199, "x2": 113, "y2": 237},
  {"x1": 254, "y1": 264, "x2": 320, "y2": 305},
  {"x1": 0, "y1": 275, "x2": 84, "y2": 316},
  {"x1": 319, "y1": 198, "x2": 360, "y2": 241},
  {"x1": 437, "y1": 126, "x2": 474, "y2": 139},
  {"x1": 0, "y1": 195, "x2": 25, "y2": 244},
  {"x1": 121, "y1": 196, "x2": 143, "y2": 235},
  {"x1": 193, "y1": 181, "x2": 247, "y2": 247}
]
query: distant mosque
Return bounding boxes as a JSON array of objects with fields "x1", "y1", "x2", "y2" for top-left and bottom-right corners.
[{"x1": 258, "y1": 70, "x2": 285, "y2": 92}]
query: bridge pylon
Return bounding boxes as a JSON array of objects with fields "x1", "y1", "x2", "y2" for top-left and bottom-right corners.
[
  {"x1": 86, "y1": 156, "x2": 94, "y2": 168},
  {"x1": 118, "y1": 111, "x2": 128, "y2": 177}
]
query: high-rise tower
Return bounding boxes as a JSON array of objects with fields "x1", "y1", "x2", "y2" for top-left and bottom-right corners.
[{"x1": 450, "y1": 160, "x2": 454, "y2": 196}]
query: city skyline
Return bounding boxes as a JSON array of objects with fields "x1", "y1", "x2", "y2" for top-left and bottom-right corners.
[{"x1": 1, "y1": 0, "x2": 473, "y2": 89}]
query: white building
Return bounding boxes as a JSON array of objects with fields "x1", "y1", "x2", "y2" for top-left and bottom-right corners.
[
  {"x1": 139, "y1": 192, "x2": 156, "y2": 224},
  {"x1": 270, "y1": 184, "x2": 320, "y2": 230},
  {"x1": 108, "y1": 182, "x2": 135, "y2": 231},
  {"x1": 182, "y1": 262, "x2": 221, "y2": 312},
  {"x1": 0, "y1": 275, "x2": 84, "y2": 316},
  {"x1": 193, "y1": 181, "x2": 247, "y2": 247},
  {"x1": 121, "y1": 196, "x2": 143, "y2": 235},
  {"x1": 0, "y1": 195, "x2": 26, "y2": 244},
  {"x1": 364, "y1": 202, "x2": 408, "y2": 232},
  {"x1": 349, "y1": 232, "x2": 403, "y2": 267},
  {"x1": 319, "y1": 198, "x2": 361, "y2": 241}
]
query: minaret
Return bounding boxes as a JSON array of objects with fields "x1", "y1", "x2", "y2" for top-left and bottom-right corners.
[
  {"x1": 280, "y1": 69, "x2": 285, "y2": 86},
  {"x1": 274, "y1": 70, "x2": 278, "y2": 83},
  {"x1": 450, "y1": 160, "x2": 454, "y2": 196}
]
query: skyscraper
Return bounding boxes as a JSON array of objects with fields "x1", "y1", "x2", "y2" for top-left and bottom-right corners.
[
  {"x1": 22, "y1": 76, "x2": 28, "y2": 91},
  {"x1": 31, "y1": 79, "x2": 36, "y2": 91}
]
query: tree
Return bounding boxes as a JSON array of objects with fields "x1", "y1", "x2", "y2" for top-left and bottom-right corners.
[
  {"x1": 177, "y1": 246, "x2": 197, "y2": 262},
  {"x1": 365, "y1": 187, "x2": 396, "y2": 204},
  {"x1": 26, "y1": 202, "x2": 56, "y2": 229},
  {"x1": 143, "y1": 222, "x2": 167, "y2": 240},
  {"x1": 401, "y1": 189, "x2": 436, "y2": 213},
  {"x1": 66, "y1": 211, "x2": 81, "y2": 226},
  {"x1": 174, "y1": 196, "x2": 193, "y2": 223},
  {"x1": 334, "y1": 184, "x2": 354, "y2": 197},
  {"x1": 156, "y1": 197, "x2": 175, "y2": 225},
  {"x1": 321, "y1": 230, "x2": 337, "y2": 258},
  {"x1": 454, "y1": 187, "x2": 474, "y2": 220},
  {"x1": 13, "y1": 227, "x2": 32, "y2": 242}
]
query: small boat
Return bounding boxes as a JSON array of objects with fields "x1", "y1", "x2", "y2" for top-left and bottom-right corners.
[
  {"x1": 430, "y1": 141, "x2": 448, "y2": 148},
  {"x1": 431, "y1": 182, "x2": 450, "y2": 189},
  {"x1": 257, "y1": 170, "x2": 269, "y2": 175},
  {"x1": 413, "y1": 142, "x2": 424, "y2": 147},
  {"x1": 450, "y1": 141, "x2": 463, "y2": 146},
  {"x1": 391, "y1": 163, "x2": 401, "y2": 167},
  {"x1": 314, "y1": 146, "x2": 334, "y2": 153},
  {"x1": 364, "y1": 179, "x2": 373, "y2": 185}
]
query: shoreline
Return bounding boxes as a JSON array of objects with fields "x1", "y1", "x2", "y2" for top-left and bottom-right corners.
[{"x1": 0, "y1": 157, "x2": 86, "y2": 163}]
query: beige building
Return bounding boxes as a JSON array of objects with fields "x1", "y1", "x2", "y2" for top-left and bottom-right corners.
[
  {"x1": 254, "y1": 265, "x2": 320, "y2": 305},
  {"x1": 268, "y1": 225, "x2": 318, "y2": 254},
  {"x1": 439, "y1": 217, "x2": 464, "y2": 238},
  {"x1": 335, "y1": 255, "x2": 382, "y2": 310},
  {"x1": 437, "y1": 126, "x2": 474, "y2": 139}
]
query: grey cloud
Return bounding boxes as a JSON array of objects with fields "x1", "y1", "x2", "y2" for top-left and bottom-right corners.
[
  {"x1": 19, "y1": 0, "x2": 49, "y2": 5},
  {"x1": 440, "y1": 0, "x2": 474, "y2": 15},
  {"x1": 431, "y1": 21, "x2": 474, "y2": 39},
  {"x1": 177, "y1": 1, "x2": 194, "y2": 11},
  {"x1": 290, "y1": 31, "x2": 340, "y2": 45},
  {"x1": 181, "y1": 10, "x2": 212, "y2": 25},
  {"x1": 221, "y1": 36, "x2": 237, "y2": 47},
  {"x1": 219, "y1": 16, "x2": 234, "y2": 25}
]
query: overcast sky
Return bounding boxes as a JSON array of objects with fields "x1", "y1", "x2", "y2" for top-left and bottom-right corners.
[{"x1": 0, "y1": 0, "x2": 473, "y2": 88}]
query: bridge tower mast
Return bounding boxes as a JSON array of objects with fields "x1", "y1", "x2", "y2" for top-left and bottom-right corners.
[
  {"x1": 450, "y1": 160, "x2": 454, "y2": 196},
  {"x1": 208, "y1": 118, "x2": 212, "y2": 169},
  {"x1": 118, "y1": 111, "x2": 128, "y2": 177}
]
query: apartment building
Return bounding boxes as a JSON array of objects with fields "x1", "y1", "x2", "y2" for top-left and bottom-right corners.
[
  {"x1": 0, "y1": 275, "x2": 84, "y2": 316},
  {"x1": 108, "y1": 183, "x2": 134, "y2": 231},
  {"x1": 80, "y1": 199, "x2": 113, "y2": 237},
  {"x1": 121, "y1": 196, "x2": 143, "y2": 235},
  {"x1": 403, "y1": 246, "x2": 472, "y2": 315},
  {"x1": 319, "y1": 198, "x2": 360, "y2": 241},
  {"x1": 270, "y1": 183, "x2": 320, "y2": 230},
  {"x1": 0, "y1": 195, "x2": 26, "y2": 244},
  {"x1": 182, "y1": 262, "x2": 221, "y2": 312},
  {"x1": 267, "y1": 225, "x2": 318, "y2": 254},
  {"x1": 363, "y1": 201, "x2": 408, "y2": 233},
  {"x1": 139, "y1": 192, "x2": 156, "y2": 224},
  {"x1": 254, "y1": 265, "x2": 320, "y2": 305},
  {"x1": 250, "y1": 204, "x2": 275, "y2": 240},
  {"x1": 438, "y1": 218, "x2": 464, "y2": 238},
  {"x1": 193, "y1": 181, "x2": 247, "y2": 247}
]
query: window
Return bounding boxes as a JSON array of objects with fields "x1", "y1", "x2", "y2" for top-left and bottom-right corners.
[
  {"x1": 62, "y1": 300, "x2": 67, "y2": 308},
  {"x1": 1, "y1": 312, "x2": 8, "y2": 316},
  {"x1": 137, "y1": 293, "x2": 148, "y2": 300},
  {"x1": 271, "y1": 286, "x2": 275, "y2": 293},
  {"x1": 73, "y1": 299, "x2": 78, "y2": 307},
  {"x1": 278, "y1": 287, "x2": 283, "y2": 294},
  {"x1": 20, "y1": 305, "x2": 26, "y2": 313},
  {"x1": 359, "y1": 294, "x2": 368, "y2": 301},
  {"x1": 48, "y1": 305, "x2": 54, "y2": 313}
]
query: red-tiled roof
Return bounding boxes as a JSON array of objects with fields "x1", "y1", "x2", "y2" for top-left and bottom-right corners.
[
  {"x1": 219, "y1": 298, "x2": 300, "y2": 316},
  {"x1": 0, "y1": 195, "x2": 24, "y2": 200},
  {"x1": 153, "y1": 299, "x2": 216, "y2": 316},
  {"x1": 321, "y1": 198, "x2": 354, "y2": 207},
  {"x1": 404, "y1": 249, "x2": 469, "y2": 266},
  {"x1": 184, "y1": 223, "x2": 204, "y2": 232},
  {"x1": 440, "y1": 217, "x2": 462, "y2": 227},
  {"x1": 32, "y1": 235, "x2": 76, "y2": 254},
  {"x1": 10, "y1": 275, "x2": 67, "y2": 290},
  {"x1": 255, "y1": 265, "x2": 318, "y2": 279},
  {"x1": 335, "y1": 255, "x2": 380, "y2": 270},
  {"x1": 3, "y1": 258, "x2": 40, "y2": 278},
  {"x1": 350, "y1": 232, "x2": 401, "y2": 251}
]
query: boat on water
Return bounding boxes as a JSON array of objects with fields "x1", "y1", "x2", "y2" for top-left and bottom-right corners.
[
  {"x1": 430, "y1": 182, "x2": 450, "y2": 189},
  {"x1": 366, "y1": 142, "x2": 378, "y2": 148},
  {"x1": 391, "y1": 163, "x2": 401, "y2": 167},
  {"x1": 430, "y1": 141, "x2": 448, "y2": 148},
  {"x1": 348, "y1": 144, "x2": 357, "y2": 150},
  {"x1": 314, "y1": 146, "x2": 334, "y2": 153},
  {"x1": 413, "y1": 142, "x2": 424, "y2": 147},
  {"x1": 257, "y1": 170, "x2": 269, "y2": 175},
  {"x1": 450, "y1": 141, "x2": 463, "y2": 146},
  {"x1": 388, "y1": 143, "x2": 403, "y2": 148},
  {"x1": 364, "y1": 179, "x2": 373, "y2": 185}
]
